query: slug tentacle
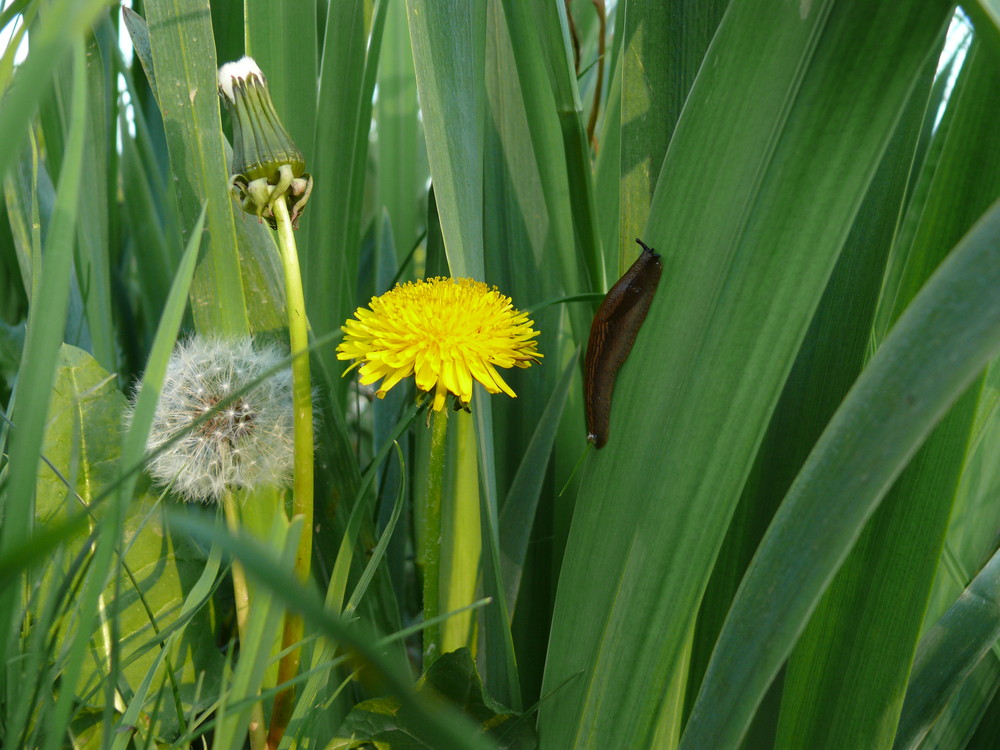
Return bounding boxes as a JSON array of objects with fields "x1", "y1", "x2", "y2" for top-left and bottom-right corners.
[{"x1": 584, "y1": 238, "x2": 663, "y2": 448}]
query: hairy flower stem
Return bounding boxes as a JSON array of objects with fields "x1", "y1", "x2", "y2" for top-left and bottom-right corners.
[
  {"x1": 223, "y1": 493, "x2": 267, "y2": 750},
  {"x1": 267, "y1": 196, "x2": 314, "y2": 749},
  {"x1": 423, "y1": 407, "x2": 449, "y2": 667}
]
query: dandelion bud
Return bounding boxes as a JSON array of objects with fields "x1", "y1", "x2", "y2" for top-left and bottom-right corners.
[
  {"x1": 138, "y1": 337, "x2": 295, "y2": 502},
  {"x1": 218, "y1": 56, "x2": 313, "y2": 228}
]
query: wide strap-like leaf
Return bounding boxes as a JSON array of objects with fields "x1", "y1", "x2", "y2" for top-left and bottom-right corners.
[{"x1": 540, "y1": 1, "x2": 952, "y2": 747}]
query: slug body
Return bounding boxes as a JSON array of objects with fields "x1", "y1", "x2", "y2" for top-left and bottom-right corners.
[{"x1": 584, "y1": 238, "x2": 663, "y2": 448}]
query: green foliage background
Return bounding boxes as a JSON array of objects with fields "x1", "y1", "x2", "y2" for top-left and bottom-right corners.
[{"x1": 1, "y1": 0, "x2": 1000, "y2": 748}]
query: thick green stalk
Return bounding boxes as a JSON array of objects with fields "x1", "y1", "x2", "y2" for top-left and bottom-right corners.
[
  {"x1": 268, "y1": 195, "x2": 314, "y2": 748},
  {"x1": 423, "y1": 407, "x2": 449, "y2": 666},
  {"x1": 223, "y1": 493, "x2": 267, "y2": 750}
]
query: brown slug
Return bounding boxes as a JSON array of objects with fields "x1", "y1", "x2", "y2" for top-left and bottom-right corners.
[{"x1": 584, "y1": 238, "x2": 663, "y2": 448}]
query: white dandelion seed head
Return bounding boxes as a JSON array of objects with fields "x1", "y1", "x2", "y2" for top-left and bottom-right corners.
[
  {"x1": 138, "y1": 336, "x2": 295, "y2": 502},
  {"x1": 217, "y1": 56, "x2": 265, "y2": 102}
]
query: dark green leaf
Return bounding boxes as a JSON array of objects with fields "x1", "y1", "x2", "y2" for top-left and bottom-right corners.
[{"x1": 332, "y1": 648, "x2": 537, "y2": 750}]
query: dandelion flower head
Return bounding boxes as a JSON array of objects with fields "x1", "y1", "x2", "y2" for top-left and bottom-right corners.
[
  {"x1": 337, "y1": 277, "x2": 542, "y2": 411},
  {"x1": 140, "y1": 337, "x2": 295, "y2": 502}
]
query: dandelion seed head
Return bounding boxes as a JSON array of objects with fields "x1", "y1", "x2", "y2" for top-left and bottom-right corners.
[{"x1": 138, "y1": 337, "x2": 295, "y2": 502}]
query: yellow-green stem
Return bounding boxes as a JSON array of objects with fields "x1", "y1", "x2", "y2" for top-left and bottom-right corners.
[
  {"x1": 223, "y1": 493, "x2": 267, "y2": 750},
  {"x1": 267, "y1": 196, "x2": 314, "y2": 749},
  {"x1": 423, "y1": 407, "x2": 449, "y2": 667}
]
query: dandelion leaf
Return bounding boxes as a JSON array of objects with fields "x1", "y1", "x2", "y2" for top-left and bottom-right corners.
[{"x1": 33, "y1": 344, "x2": 222, "y2": 739}]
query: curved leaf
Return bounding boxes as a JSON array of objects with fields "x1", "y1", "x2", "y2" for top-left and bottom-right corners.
[
  {"x1": 681, "y1": 196, "x2": 1000, "y2": 749},
  {"x1": 893, "y1": 545, "x2": 1000, "y2": 750}
]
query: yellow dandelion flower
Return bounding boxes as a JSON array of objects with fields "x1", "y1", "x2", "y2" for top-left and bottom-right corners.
[{"x1": 337, "y1": 277, "x2": 542, "y2": 411}]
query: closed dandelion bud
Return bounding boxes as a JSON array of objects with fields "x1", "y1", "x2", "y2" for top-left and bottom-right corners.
[
  {"x1": 138, "y1": 337, "x2": 295, "y2": 502},
  {"x1": 218, "y1": 56, "x2": 313, "y2": 228}
]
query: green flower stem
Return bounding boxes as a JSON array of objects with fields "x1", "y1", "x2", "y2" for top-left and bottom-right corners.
[
  {"x1": 223, "y1": 492, "x2": 267, "y2": 750},
  {"x1": 423, "y1": 406, "x2": 449, "y2": 667},
  {"x1": 268, "y1": 195, "x2": 314, "y2": 748}
]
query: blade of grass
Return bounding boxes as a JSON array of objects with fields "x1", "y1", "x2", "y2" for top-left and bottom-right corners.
[
  {"x1": 305, "y1": 0, "x2": 386, "y2": 401},
  {"x1": 0, "y1": 40, "x2": 88, "y2": 686},
  {"x1": 404, "y1": 0, "x2": 486, "y2": 279},
  {"x1": 0, "y1": 0, "x2": 108, "y2": 185},
  {"x1": 472, "y1": 393, "x2": 521, "y2": 710},
  {"x1": 75, "y1": 23, "x2": 116, "y2": 374},
  {"x1": 532, "y1": 0, "x2": 603, "y2": 292},
  {"x1": 244, "y1": 0, "x2": 317, "y2": 163},
  {"x1": 169, "y1": 509, "x2": 495, "y2": 750},
  {"x1": 493, "y1": 1, "x2": 588, "y2": 341},
  {"x1": 213, "y1": 516, "x2": 298, "y2": 750},
  {"x1": 499, "y1": 349, "x2": 577, "y2": 613},
  {"x1": 144, "y1": 0, "x2": 249, "y2": 337},
  {"x1": 376, "y1": 0, "x2": 422, "y2": 263},
  {"x1": 280, "y1": 443, "x2": 409, "y2": 749}
]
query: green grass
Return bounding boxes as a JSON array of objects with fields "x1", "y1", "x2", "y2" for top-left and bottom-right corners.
[{"x1": 2, "y1": 1, "x2": 1000, "y2": 748}]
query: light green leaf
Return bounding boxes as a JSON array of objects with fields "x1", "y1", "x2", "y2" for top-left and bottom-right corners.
[{"x1": 144, "y1": 0, "x2": 249, "y2": 337}]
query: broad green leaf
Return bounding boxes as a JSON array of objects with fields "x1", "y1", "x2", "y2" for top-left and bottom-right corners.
[
  {"x1": 616, "y1": 0, "x2": 726, "y2": 273},
  {"x1": 685, "y1": 58, "x2": 936, "y2": 738},
  {"x1": 775, "y1": 36, "x2": 1000, "y2": 750},
  {"x1": 33, "y1": 343, "x2": 221, "y2": 732},
  {"x1": 682, "y1": 194, "x2": 1000, "y2": 748},
  {"x1": 893, "y1": 544, "x2": 1000, "y2": 750},
  {"x1": 540, "y1": 1, "x2": 953, "y2": 747},
  {"x1": 126, "y1": 4, "x2": 285, "y2": 335},
  {"x1": 331, "y1": 648, "x2": 536, "y2": 750},
  {"x1": 144, "y1": 0, "x2": 249, "y2": 337}
]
